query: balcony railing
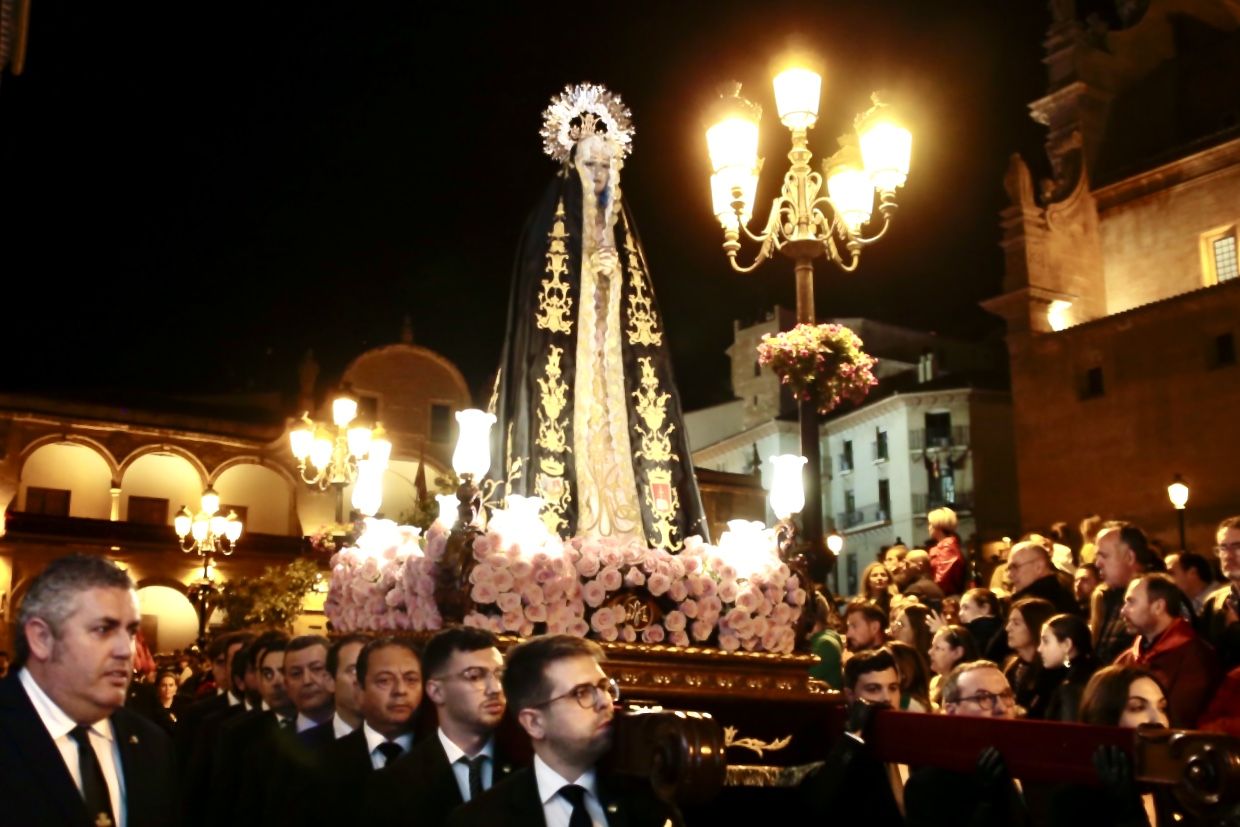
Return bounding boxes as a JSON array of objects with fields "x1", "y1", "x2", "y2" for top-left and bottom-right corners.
[
  {"x1": 837, "y1": 502, "x2": 891, "y2": 530},
  {"x1": 909, "y1": 426, "x2": 970, "y2": 452},
  {"x1": 911, "y1": 490, "x2": 974, "y2": 515}
]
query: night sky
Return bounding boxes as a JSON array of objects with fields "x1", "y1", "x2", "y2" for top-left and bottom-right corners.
[{"x1": 1, "y1": 1, "x2": 1052, "y2": 411}]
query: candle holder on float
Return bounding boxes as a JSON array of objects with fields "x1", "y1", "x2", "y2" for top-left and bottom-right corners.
[{"x1": 437, "y1": 409, "x2": 497, "y2": 624}]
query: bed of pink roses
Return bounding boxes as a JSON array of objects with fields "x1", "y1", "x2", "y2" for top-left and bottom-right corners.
[{"x1": 325, "y1": 519, "x2": 806, "y2": 654}]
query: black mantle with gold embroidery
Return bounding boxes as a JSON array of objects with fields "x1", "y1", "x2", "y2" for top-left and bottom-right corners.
[{"x1": 491, "y1": 163, "x2": 708, "y2": 549}]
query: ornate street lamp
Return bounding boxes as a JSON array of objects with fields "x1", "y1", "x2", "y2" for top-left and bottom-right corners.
[
  {"x1": 289, "y1": 391, "x2": 392, "y2": 520},
  {"x1": 704, "y1": 58, "x2": 911, "y2": 576},
  {"x1": 436, "y1": 409, "x2": 497, "y2": 623},
  {"x1": 174, "y1": 487, "x2": 242, "y2": 560},
  {"x1": 1168, "y1": 473, "x2": 1189, "y2": 550}
]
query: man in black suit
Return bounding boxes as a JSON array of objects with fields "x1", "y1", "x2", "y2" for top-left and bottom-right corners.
[
  {"x1": 365, "y1": 627, "x2": 518, "y2": 824},
  {"x1": 447, "y1": 635, "x2": 681, "y2": 827},
  {"x1": 0, "y1": 554, "x2": 179, "y2": 827},
  {"x1": 903, "y1": 660, "x2": 1030, "y2": 827},
  {"x1": 1201, "y1": 516, "x2": 1240, "y2": 670},
  {"x1": 308, "y1": 635, "x2": 423, "y2": 826},
  {"x1": 176, "y1": 631, "x2": 250, "y2": 762},
  {"x1": 799, "y1": 647, "x2": 906, "y2": 823}
]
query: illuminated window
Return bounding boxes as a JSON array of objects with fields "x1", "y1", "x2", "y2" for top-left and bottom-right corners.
[{"x1": 1203, "y1": 227, "x2": 1238, "y2": 284}]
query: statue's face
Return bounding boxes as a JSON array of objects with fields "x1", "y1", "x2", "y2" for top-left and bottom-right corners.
[{"x1": 577, "y1": 135, "x2": 612, "y2": 196}]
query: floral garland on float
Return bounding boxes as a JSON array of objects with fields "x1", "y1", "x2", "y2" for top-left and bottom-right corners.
[{"x1": 324, "y1": 497, "x2": 806, "y2": 654}]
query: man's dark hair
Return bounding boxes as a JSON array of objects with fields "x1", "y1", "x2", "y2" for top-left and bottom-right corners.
[
  {"x1": 15, "y1": 554, "x2": 134, "y2": 666},
  {"x1": 502, "y1": 634, "x2": 605, "y2": 713},
  {"x1": 327, "y1": 633, "x2": 372, "y2": 678},
  {"x1": 1101, "y1": 521, "x2": 1164, "y2": 572},
  {"x1": 1140, "y1": 573, "x2": 1186, "y2": 619},
  {"x1": 356, "y1": 636, "x2": 421, "y2": 688},
  {"x1": 286, "y1": 635, "x2": 330, "y2": 657},
  {"x1": 231, "y1": 644, "x2": 251, "y2": 693},
  {"x1": 206, "y1": 631, "x2": 239, "y2": 661},
  {"x1": 1079, "y1": 664, "x2": 1165, "y2": 726},
  {"x1": 249, "y1": 631, "x2": 289, "y2": 674},
  {"x1": 423, "y1": 627, "x2": 499, "y2": 680},
  {"x1": 843, "y1": 647, "x2": 897, "y2": 692},
  {"x1": 1175, "y1": 552, "x2": 1214, "y2": 585},
  {"x1": 843, "y1": 599, "x2": 887, "y2": 627}
]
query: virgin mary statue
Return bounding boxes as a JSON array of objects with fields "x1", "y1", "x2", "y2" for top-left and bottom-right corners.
[{"x1": 490, "y1": 82, "x2": 708, "y2": 551}]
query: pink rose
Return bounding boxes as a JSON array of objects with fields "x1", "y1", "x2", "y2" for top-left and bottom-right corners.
[
  {"x1": 669, "y1": 630, "x2": 690, "y2": 648},
  {"x1": 470, "y1": 583, "x2": 498, "y2": 604},
  {"x1": 761, "y1": 627, "x2": 781, "y2": 652},
  {"x1": 750, "y1": 617, "x2": 769, "y2": 640},
  {"x1": 690, "y1": 576, "x2": 716, "y2": 599},
  {"x1": 623, "y1": 567, "x2": 646, "y2": 588},
  {"x1": 491, "y1": 569, "x2": 515, "y2": 593},
  {"x1": 470, "y1": 564, "x2": 494, "y2": 586},
  {"x1": 497, "y1": 592, "x2": 522, "y2": 614},
  {"x1": 680, "y1": 599, "x2": 699, "y2": 619},
  {"x1": 642, "y1": 625, "x2": 666, "y2": 644},
  {"x1": 522, "y1": 583, "x2": 546, "y2": 606},
  {"x1": 567, "y1": 618, "x2": 590, "y2": 638},
  {"x1": 510, "y1": 559, "x2": 534, "y2": 580},
  {"x1": 501, "y1": 611, "x2": 524, "y2": 632},
  {"x1": 690, "y1": 619, "x2": 714, "y2": 642},
  {"x1": 599, "y1": 626, "x2": 620, "y2": 642},
  {"x1": 700, "y1": 595, "x2": 723, "y2": 616},
  {"x1": 736, "y1": 587, "x2": 762, "y2": 614},
  {"x1": 471, "y1": 534, "x2": 493, "y2": 558},
  {"x1": 718, "y1": 633, "x2": 740, "y2": 652},
  {"x1": 543, "y1": 579, "x2": 565, "y2": 603},
  {"x1": 582, "y1": 580, "x2": 607, "y2": 608},
  {"x1": 668, "y1": 580, "x2": 688, "y2": 602},
  {"x1": 535, "y1": 565, "x2": 558, "y2": 585},
  {"x1": 664, "y1": 611, "x2": 687, "y2": 633},
  {"x1": 772, "y1": 603, "x2": 793, "y2": 625},
  {"x1": 591, "y1": 607, "x2": 617, "y2": 633},
  {"x1": 647, "y1": 573, "x2": 672, "y2": 596},
  {"x1": 716, "y1": 564, "x2": 738, "y2": 582},
  {"x1": 789, "y1": 588, "x2": 807, "y2": 606},
  {"x1": 620, "y1": 625, "x2": 637, "y2": 643},
  {"x1": 486, "y1": 552, "x2": 510, "y2": 569},
  {"x1": 599, "y1": 566, "x2": 623, "y2": 592},
  {"x1": 576, "y1": 551, "x2": 601, "y2": 578},
  {"x1": 741, "y1": 636, "x2": 760, "y2": 651},
  {"x1": 525, "y1": 604, "x2": 548, "y2": 623},
  {"x1": 717, "y1": 581, "x2": 738, "y2": 604},
  {"x1": 463, "y1": 611, "x2": 490, "y2": 629}
]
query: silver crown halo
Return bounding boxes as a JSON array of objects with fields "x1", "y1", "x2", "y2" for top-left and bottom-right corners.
[{"x1": 541, "y1": 82, "x2": 635, "y2": 163}]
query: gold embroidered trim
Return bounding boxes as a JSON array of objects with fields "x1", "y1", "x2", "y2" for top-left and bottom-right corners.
[
  {"x1": 535, "y1": 345, "x2": 571, "y2": 533},
  {"x1": 632, "y1": 357, "x2": 681, "y2": 550},
  {"x1": 622, "y1": 213, "x2": 662, "y2": 346},
  {"x1": 536, "y1": 199, "x2": 573, "y2": 335}
]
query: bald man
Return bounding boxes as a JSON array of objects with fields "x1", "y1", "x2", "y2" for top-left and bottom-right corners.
[
  {"x1": 901, "y1": 550, "x2": 945, "y2": 611},
  {"x1": 1008, "y1": 542, "x2": 1078, "y2": 615}
]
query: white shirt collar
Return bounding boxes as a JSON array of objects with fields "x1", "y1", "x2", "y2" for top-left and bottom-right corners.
[
  {"x1": 295, "y1": 713, "x2": 324, "y2": 733},
  {"x1": 362, "y1": 722, "x2": 413, "y2": 754},
  {"x1": 332, "y1": 712, "x2": 356, "y2": 739},
  {"x1": 19, "y1": 667, "x2": 114, "y2": 743},
  {"x1": 227, "y1": 691, "x2": 242, "y2": 707},
  {"x1": 437, "y1": 727, "x2": 495, "y2": 763},
  {"x1": 533, "y1": 753, "x2": 597, "y2": 805}
]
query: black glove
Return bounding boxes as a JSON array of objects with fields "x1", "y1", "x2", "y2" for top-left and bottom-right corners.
[
  {"x1": 1093, "y1": 745, "x2": 1143, "y2": 815},
  {"x1": 974, "y1": 747, "x2": 1012, "y2": 800},
  {"x1": 845, "y1": 697, "x2": 889, "y2": 739}
]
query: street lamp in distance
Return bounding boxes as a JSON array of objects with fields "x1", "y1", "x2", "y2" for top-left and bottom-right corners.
[{"x1": 1167, "y1": 473, "x2": 1189, "y2": 550}]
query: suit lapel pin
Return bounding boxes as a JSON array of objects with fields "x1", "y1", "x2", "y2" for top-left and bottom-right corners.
[
  {"x1": 128, "y1": 735, "x2": 139, "y2": 744},
  {"x1": 607, "y1": 804, "x2": 619, "y2": 814}
]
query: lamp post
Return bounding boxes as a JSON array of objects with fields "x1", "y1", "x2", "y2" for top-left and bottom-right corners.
[
  {"x1": 289, "y1": 391, "x2": 392, "y2": 521},
  {"x1": 769, "y1": 453, "x2": 807, "y2": 558},
  {"x1": 704, "y1": 60, "x2": 911, "y2": 580},
  {"x1": 1168, "y1": 473, "x2": 1189, "y2": 550},
  {"x1": 435, "y1": 408, "x2": 496, "y2": 624},
  {"x1": 174, "y1": 489, "x2": 240, "y2": 649}
]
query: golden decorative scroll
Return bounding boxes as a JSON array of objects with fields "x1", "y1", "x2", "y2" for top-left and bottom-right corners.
[
  {"x1": 622, "y1": 213, "x2": 663, "y2": 346},
  {"x1": 722, "y1": 726, "x2": 793, "y2": 758},
  {"x1": 536, "y1": 199, "x2": 573, "y2": 335},
  {"x1": 535, "y1": 345, "x2": 571, "y2": 533},
  {"x1": 726, "y1": 763, "x2": 824, "y2": 788}
]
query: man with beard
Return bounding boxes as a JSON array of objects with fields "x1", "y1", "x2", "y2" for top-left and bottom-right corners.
[
  {"x1": 0, "y1": 554, "x2": 178, "y2": 827},
  {"x1": 447, "y1": 635, "x2": 680, "y2": 827},
  {"x1": 365, "y1": 628, "x2": 518, "y2": 824},
  {"x1": 844, "y1": 600, "x2": 888, "y2": 653}
]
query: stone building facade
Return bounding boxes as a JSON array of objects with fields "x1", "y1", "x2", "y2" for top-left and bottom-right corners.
[{"x1": 984, "y1": 0, "x2": 1240, "y2": 550}]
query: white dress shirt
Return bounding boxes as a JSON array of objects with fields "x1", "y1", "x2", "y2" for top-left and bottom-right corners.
[
  {"x1": 362, "y1": 722, "x2": 414, "y2": 769},
  {"x1": 20, "y1": 667, "x2": 127, "y2": 827},
  {"x1": 533, "y1": 754, "x2": 607, "y2": 827},
  {"x1": 437, "y1": 728, "x2": 494, "y2": 802},
  {"x1": 295, "y1": 713, "x2": 324, "y2": 733},
  {"x1": 332, "y1": 711, "x2": 356, "y2": 739}
]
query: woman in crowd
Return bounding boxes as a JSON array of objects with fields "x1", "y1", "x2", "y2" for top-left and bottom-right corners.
[
  {"x1": 1037, "y1": 613, "x2": 1098, "y2": 722},
  {"x1": 1047, "y1": 665, "x2": 1178, "y2": 825},
  {"x1": 891, "y1": 602, "x2": 934, "y2": 660},
  {"x1": 887, "y1": 641, "x2": 932, "y2": 712},
  {"x1": 1003, "y1": 597, "x2": 1060, "y2": 718},
  {"x1": 927, "y1": 624, "x2": 978, "y2": 708},
  {"x1": 959, "y1": 587, "x2": 1006, "y2": 662},
  {"x1": 859, "y1": 561, "x2": 897, "y2": 618}
]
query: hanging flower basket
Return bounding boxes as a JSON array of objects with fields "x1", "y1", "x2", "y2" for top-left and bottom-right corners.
[{"x1": 757, "y1": 323, "x2": 878, "y2": 415}]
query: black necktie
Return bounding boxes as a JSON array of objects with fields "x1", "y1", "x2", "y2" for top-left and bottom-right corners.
[
  {"x1": 559, "y1": 784, "x2": 593, "y2": 827},
  {"x1": 376, "y1": 741, "x2": 404, "y2": 766},
  {"x1": 461, "y1": 754, "x2": 486, "y2": 800},
  {"x1": 69, "y1": 725, "x2": 115, "y2": 827}
]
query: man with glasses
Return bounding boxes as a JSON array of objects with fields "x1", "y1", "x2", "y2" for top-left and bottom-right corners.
[
  {"x1": 365, "y1": 627, "x2": 518, "y2": 825},
  {"x1": 1200, "y1": 516, "x2": 1240, "y2": 670},
  {"x1": 448, "y1": 634, "x2": 680, "y2": 827},
  {"x1": 904, "y1": 661, "x2": 1029, "y2": 826}
]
